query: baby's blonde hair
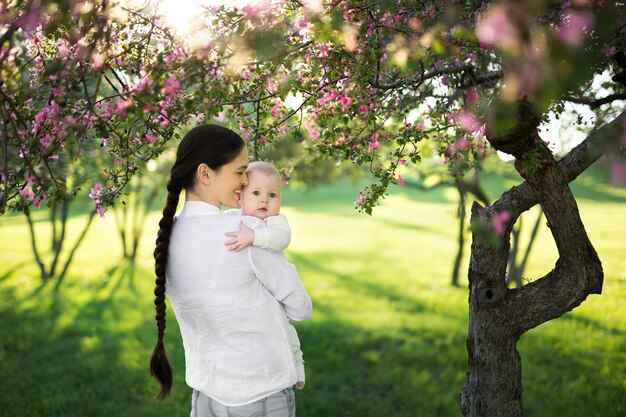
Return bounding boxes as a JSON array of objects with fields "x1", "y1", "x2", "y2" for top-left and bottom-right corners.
[{"x1": 247, "y1": 161, "x2": 281, "y2": 181}]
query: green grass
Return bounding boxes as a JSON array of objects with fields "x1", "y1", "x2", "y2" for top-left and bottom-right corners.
[{"x1": 1, "y1": 163, "x2": 625, "y2": 417}]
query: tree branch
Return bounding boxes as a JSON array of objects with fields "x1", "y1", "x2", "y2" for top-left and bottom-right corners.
[
  {"x1": 370, "y1": 63, "x2": 476, "y2": 90},
  {"x1": 493, "y1": 111, "x2": 625, "y2": 334},
  {"x1": 563, "y1": 93, "x2": 626, "y2": 109}
]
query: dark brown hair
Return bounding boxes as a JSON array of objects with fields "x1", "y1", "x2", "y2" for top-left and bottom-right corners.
[{"x1": 150, "y1": 124, "x2": 246, "y2": 400}]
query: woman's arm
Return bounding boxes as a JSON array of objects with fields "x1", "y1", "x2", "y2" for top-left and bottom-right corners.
[{"x1": 247, "y1": 247, "x2": 312, "y2": 321}]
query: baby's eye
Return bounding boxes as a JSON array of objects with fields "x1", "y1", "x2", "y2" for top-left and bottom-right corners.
[
  {"x1": 269, "y1": 193, "x2": 277, "y2": 198},
  {"x1": 252, "y1": 191, "x2": 260, "y2": 196}
]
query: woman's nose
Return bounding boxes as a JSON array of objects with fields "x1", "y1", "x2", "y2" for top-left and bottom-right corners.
[{"x1": 241, "y1": 173, "x2": 248, "y2": 187}]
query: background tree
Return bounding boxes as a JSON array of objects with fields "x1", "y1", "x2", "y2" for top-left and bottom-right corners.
[{"x1": 0, "y1": 0, "x2": 211, "y2": 281}]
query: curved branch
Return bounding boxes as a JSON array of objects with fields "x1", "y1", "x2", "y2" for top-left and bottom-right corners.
[
  {"x1": 497, "y1": 111, "x2": 625, "y2": 334},
  {"x1": 564, "y1": 93, "x2": 626, "y2": 109}
]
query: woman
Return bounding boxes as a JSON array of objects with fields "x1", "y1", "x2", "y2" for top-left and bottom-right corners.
[{"x1": 150, "y1": 124, "x2": 312, "y2": 417}]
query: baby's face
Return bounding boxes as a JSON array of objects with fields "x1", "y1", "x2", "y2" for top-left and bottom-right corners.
[{"x1": 240, "y1": 171, "x2": 281, "y2": 220}]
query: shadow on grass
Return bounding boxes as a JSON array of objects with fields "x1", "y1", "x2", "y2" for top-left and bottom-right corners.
[
  {"x1": 0, "y1": 261, "x2": 29, "y2": 282},
  {"x1": 289, "y1": 251, "x2": 430, "y2": 317},
  {"x1": 0, "y1": 261, "x2": 190, "y2": 417},
  {"x1": 1, "y1": 257, "x2": 624, "y2": 417}
]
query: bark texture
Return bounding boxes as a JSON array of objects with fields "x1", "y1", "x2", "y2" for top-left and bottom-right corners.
[{"x1": 460, "y1": 109, "x2": 625, "y2": 417}]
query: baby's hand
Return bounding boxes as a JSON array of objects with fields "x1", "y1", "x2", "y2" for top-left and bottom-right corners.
[{"x1": 225, "y1": 221, "x2": 255, "y2": 252}]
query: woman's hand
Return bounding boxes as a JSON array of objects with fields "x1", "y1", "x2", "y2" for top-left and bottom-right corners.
[{"x1": 225, "y1": 221, "x2": 255, "y2": 251}]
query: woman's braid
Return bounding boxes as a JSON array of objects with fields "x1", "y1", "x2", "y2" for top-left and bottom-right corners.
[{"x1": 149, "y1": 178, "x2": 181, "y2": 401}]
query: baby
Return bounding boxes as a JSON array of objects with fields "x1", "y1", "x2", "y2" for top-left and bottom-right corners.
[{"x1": 225, "y1": 161, "x2": 306, "y2": 390}]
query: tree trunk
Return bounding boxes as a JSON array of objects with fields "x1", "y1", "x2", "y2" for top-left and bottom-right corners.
[{"x1": 460, "y1": 108, "x2": 624, "y2": 417}]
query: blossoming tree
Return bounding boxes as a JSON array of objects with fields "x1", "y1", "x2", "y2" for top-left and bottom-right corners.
[
  {"x1": 2, "y1": 0, "x2": 625, "y2": 415},
  {"x1": 183, "y1": 1, "x2": 626, "y2": 416}
]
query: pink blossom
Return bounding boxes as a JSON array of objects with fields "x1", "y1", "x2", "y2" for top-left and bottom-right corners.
[
  {"x1": 19, "y1": 187, "x2": 36, "y2": 201},
  {"x1": 92, "y1": 53, "x2": 104, "y2": 70},
  {"x1": 476, "y1": 5, "x2": 518, "y2": 50},
  {"x1": 417, "y1": 123, "x2": 425, "y2": 132},
  {"x1": 104, "y1": 100, "x2": 113, "y2": 118},
  {"x1": 35, "y1": 108, "x2": 48, "y2": 123},
  {"x1": 26, "y1": 175, "x2": 36, "y2": 186},
  {"x1": 466, "y1": 87, "x2": 480, "y2": 104},
  {"x1": 165, "y1": 48, "x2": 183, "y2": 66},
  {"x1": 456, "y1": 137, "x2": 471, "y2": 150},
  {"x1": 242, "y1": 4, "x2": 261, "y2": 19},
  {"x1": 456, "y1": 111, "x2": 483, "y2": 134},
  {"x1": 354, "y1": 191, "x2": 365, "y2": 206},
  {"x1": 339, "y1": 96, "x2": 350, "y2": 110},
  {"x1": 399, "y1": 159, "x2": 408, "y2": 166},
  {"x1": 305, "y1": 120, "x2": 320, "y2": 140},
  {"x1": 271, "y1": 101, "x2": 282, "y2": 118},
  {"x1": 146, "y1": 134, "x2": 158, "y2": 143},
  {"x1": 397, "y1": 174, "x2": 404, "y2": 186},
  {"x1": 555, "y1": 11, "x2": 594, "y2": 46},
  {"x1": 266, "y1": 78, "x2": 277, "y2": 94},
  {"x1": 491, "y1": 210, "x2": 511, "y2": 236},
  {"x1": 39, "y1": 134, "x2": 53, "y2": 149},
  {"x1": 136, "y1": 75, "x2": 152, "y2": 91},
  {"x1": 95, "y1": 204, "x2": 105, "y2": 218},
  {"x1": 161, "y1": 74, "x2": 180, "y2": 97},
  {"x1": 71, "y1": 0, "x2": 86, "y2": 17},
  {"x1": 48, "y1": 101, "x2": 60, "y2": 118},
  {"x1": 115, "y1": 98, "x2": 131, "y2": 115},
  {"x1": 89, "y1": 183, "x2": 104, "y2": 200},
  {"x1": 358, "y1": 105, "x2": 369, "y2": 113}
]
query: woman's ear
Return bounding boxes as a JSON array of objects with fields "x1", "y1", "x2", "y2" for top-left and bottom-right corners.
[{"x1": 195, "y1": 163, "x2": 213, "y2": 186}]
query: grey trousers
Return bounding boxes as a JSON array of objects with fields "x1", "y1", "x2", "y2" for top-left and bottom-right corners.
[{"x1": 190, "y1": 388, "x2": 296, "y2": 417}]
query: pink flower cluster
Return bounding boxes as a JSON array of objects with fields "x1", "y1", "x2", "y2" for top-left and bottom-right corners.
[
  {"x1": 491, "y1": 210, "x2": 510, "y2": 236},
  {"x1": 315, "y1": 88, "x2": 352, "y2": 116},
  {"x1": 369, "y1": 133, "x2": 379, "y2": 149},
  {"x1": 19, "y1": 175, "x2": 40, "y2": 208},
  {"x1": 354, "y1": 191, "x2": 365, "y2": 206},
  {"x1": 454, "y1": 111, "x2": 484, "y2": 134},
  {"x1": 89, "y1": 183, "x2": 106, "y2": 218},
  {"x1": 161, "y1": 74, "x2": 180, "y2": 98},
  {"x1": 555, "y1": 11, "x2": 594, "y2": 46}
]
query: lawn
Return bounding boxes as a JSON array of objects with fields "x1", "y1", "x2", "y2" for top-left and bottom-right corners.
[{"x1": 0, "y1": 164, "x2": 624, "y2": 417}]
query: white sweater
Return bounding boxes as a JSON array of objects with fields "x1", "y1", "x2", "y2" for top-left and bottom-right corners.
[
  {"x1": 226, "y1": 208, "x2": 291, "y2": 252},
  {"x1": 166, "y1": 201, "x2": 312, "y2": 406}
]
